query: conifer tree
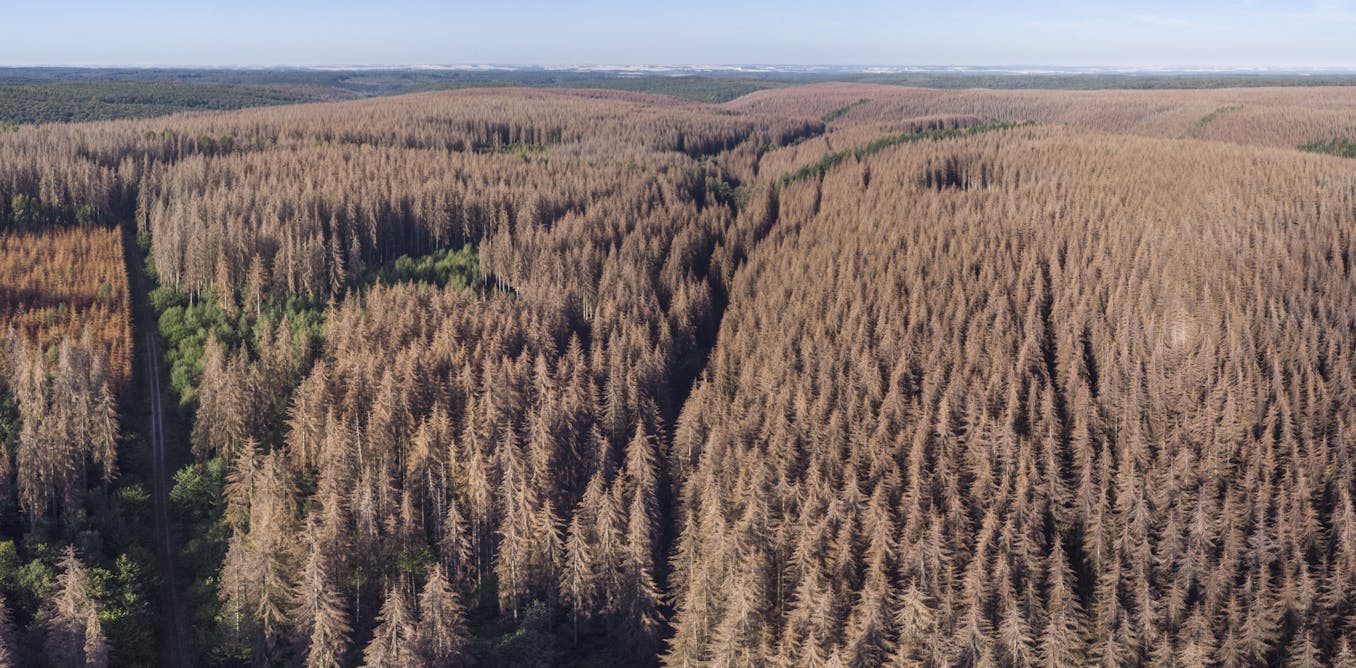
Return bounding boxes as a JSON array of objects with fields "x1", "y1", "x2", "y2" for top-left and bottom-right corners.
[
  {"x1": 415, "y1": 565, "x2": 470, "y2": 667},
  {"x1": 44, "y1": 548, "x2": 107, "y2": 668},
  {"x1": 363, "y1": 585, "x2": 417, "y2": 668}
]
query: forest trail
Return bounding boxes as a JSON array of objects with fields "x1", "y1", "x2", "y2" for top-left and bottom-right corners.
[
  {"x1": 124, "y1": 228, "x2": 188, "y2": 668},
  {"x1": 143, "y1": 329, "x2": 186, "y2": 667}
]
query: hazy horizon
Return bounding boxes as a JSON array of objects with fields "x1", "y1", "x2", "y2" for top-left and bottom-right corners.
[
  {"x1": 6, "y1": 64, "x2": 1356, "y2": 72},
  {"x1": 3, "y1": 0, "x2": 1353, "y2": 69}
]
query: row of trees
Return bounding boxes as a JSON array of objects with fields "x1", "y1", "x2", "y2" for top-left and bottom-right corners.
[
  {"x1": 3, "y1": 333, "x2": 119, "y2": 520},
  {"x1": 0, "y1": 222, "x2": 148, "y2": 664}
]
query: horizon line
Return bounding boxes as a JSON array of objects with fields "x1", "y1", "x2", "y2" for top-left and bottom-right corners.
[{"x1": 3, "y1": 63, "x2": 1356, "y2": 73}]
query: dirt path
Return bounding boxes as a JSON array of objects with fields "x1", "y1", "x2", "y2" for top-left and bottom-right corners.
[
  {"x1": 143, "y1": 328, "x2": 186, "y2": 666},
  {"x1": 123, "y1": 227, "x2": 188, "y2": 667}
]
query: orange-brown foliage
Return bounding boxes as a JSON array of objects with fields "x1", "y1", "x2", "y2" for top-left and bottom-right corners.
[
  {"x1": 0, "y1": 227, "x2": 131, "y2": 391},
  {"x1": 666, "y1": 123, "x2": 1356, "y2": 665},
  {"x1": 8, "y1": 81, "x2": 1356, "y2": 664},
  {"x1": 728, "y1": 82, "x2": 1356, "y2": 148}
]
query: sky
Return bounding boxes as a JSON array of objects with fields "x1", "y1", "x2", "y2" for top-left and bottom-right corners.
[{"x1": 2, "y1": 0, "x2": 1353, "y2": 68}]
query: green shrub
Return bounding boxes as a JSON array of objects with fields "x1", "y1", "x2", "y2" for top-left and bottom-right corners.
[
  {"x1": 1301, "y1": 139, "x2": 1356, "y2": 159},
  {"x1": 370, "y1": 244, "x2": 482, "y2": 291}
]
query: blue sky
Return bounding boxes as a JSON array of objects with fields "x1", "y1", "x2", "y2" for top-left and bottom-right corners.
[{"x1": 2, "y1": 0, "x2": 1353, "y2": 68}]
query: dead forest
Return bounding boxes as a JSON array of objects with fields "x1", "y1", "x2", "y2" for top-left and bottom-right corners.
[{"x1": 1, "y1": 82, "x2": 1356, "y2": 666}]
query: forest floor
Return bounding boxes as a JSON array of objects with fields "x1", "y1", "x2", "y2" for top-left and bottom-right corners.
[{"x1": 123, "y1": 224, "x2": 188, "y2": 667}]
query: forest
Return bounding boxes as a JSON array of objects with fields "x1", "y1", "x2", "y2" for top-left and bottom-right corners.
[
  {"x1": 0, "y1": 81, "x2": 347, "y2": 126},
  {"x1": 2, "y1": 78, "x2": 1356, "y2": 666}
]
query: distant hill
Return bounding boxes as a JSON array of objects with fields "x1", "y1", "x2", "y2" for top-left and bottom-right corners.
[
  {"x1": 0, "y1": 80, "x2": 353, "y2": 125},
  {"x1": 5, "y1": 66, "x2": 1356, "y2": 125}
]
